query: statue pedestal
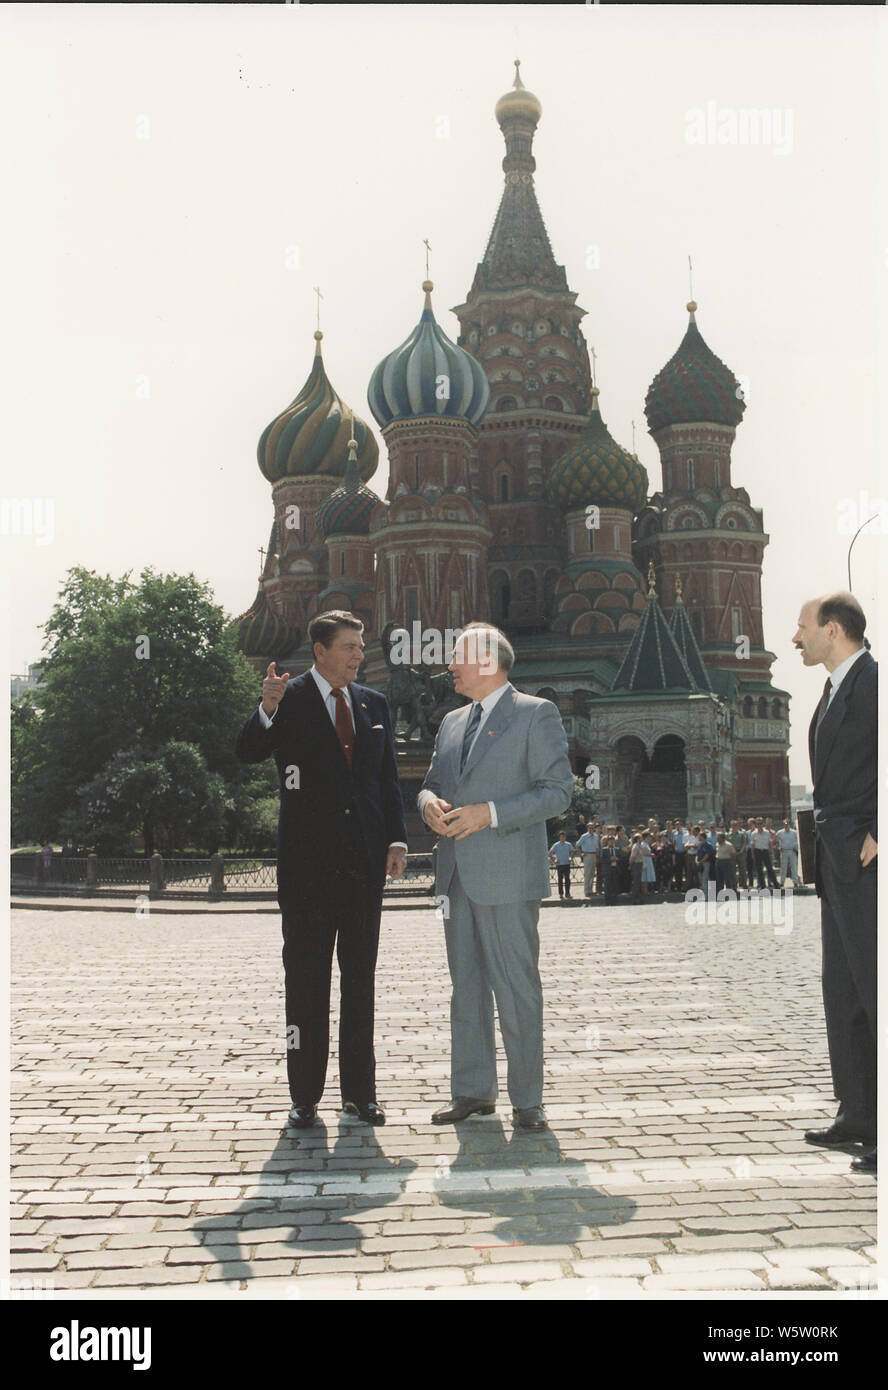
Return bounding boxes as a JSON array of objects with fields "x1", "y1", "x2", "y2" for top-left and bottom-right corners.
[{"x1": 395, "y1": 739, "x2": 440, "y2": 846}]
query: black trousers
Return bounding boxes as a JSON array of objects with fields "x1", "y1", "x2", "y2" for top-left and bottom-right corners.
[
  {"x1": 279, "y1": 850, "x2": 384, "y2": 1108},
  {"x1": 818, "y1": 853, "x2": 877, "y2": 1139},
  {"x1": 556, "y1": 864, "x2": 571, "y2": 896},
  {"x1": 753, "y1": 848, "x2": 778, "y2": 888}
]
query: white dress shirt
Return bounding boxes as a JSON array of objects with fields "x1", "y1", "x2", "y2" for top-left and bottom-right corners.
[
  {"x1": 259, "y1": 666, "x2": 407, "y2": 852},
  {"x1": 825, "y1": 646, "x2": 866, "y2": 706},
  {"x1": 460, "y1": 680, "x2": 512, "y2": 830}
]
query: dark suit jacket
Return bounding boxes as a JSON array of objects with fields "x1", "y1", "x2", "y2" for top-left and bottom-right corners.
[
  {"x1": 235, "y1": 671, "x2": 407, "y2": 901},
  {"x1": 808, "y1": 649, "x2": 877, "y2": 891}
]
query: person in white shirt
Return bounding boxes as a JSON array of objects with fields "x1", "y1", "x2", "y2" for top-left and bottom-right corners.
[
  {"x1": 575, "y1": 825, "x2": 600, "y2": 900},
  {"x1": 776, "y1": 818, "x2": 800, "y2": 886}
]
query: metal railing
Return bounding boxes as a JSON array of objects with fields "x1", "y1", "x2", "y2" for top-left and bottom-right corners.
[{"x1": 10, "y1": 851, "x2": 437, "y2": 899}]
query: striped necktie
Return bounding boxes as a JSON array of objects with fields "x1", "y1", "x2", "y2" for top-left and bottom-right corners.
[{"x1": 459, "y1": 702, "x2": 483, "y2": 772}]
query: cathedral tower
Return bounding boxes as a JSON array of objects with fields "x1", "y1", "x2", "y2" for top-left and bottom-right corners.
[{"x1": 451, "y1": 61, "x2": 593, "y2": 633}]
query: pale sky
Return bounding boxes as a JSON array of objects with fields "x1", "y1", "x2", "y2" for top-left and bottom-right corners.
[{"x1": 1, "y1": 3, "x2": 885, "y2": 788}]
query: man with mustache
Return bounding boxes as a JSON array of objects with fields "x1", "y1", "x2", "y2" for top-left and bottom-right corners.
[{"x1": 793, "y1": 592, "x2": 877, "y2": 1174}]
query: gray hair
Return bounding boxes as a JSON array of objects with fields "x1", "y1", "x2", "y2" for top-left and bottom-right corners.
[{"x1": 459, "y1": 621, "x2": 515, "y2": 673}]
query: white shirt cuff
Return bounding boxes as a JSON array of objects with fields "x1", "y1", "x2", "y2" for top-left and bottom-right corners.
[
  {"x1": 487, "y1": 800, "x2": 497, "y2": 828},
  {"x1": 388, "y1": 842, "x2": 408, "y2": 851},
  {"x1": 258, "y1": 702, "x2": 275, "y2": 727}
]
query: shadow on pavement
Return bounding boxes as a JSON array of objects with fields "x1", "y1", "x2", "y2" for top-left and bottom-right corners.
[
  {"x1": 193, "y1": 1118, "x2": 417, "y2": 1281},
  {"x1": 431, "y1": 1115, "x2": 637, "y2": 1245}
]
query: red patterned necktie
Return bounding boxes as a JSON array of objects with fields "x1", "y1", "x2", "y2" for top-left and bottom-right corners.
[{"x1": 330, "y1": 687, "x2": 354, "y2": 768}]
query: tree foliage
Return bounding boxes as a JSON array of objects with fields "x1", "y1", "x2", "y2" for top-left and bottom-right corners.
[{"x1": 12, "y1": 566, "x2": 275, "y2": 849}]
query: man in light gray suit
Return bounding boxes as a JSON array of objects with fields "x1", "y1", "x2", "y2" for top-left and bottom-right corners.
[{"x1": 418, "y1": 622, "x2": 574, "y2": 1130}]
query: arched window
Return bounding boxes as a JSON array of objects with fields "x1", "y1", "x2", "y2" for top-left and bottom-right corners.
[
  {"x1": 687, "y1": 459, "x2": 695, "y2": 490},
  {"x1": 742, "y1": 696, "x2": 754, "y2": 717},
  {"x1": 340, "y1": 551, "x2": 346, "y2": 576},
  {"x1": 544, "y1": 395, "x2": 563, "y2": 412},
  {"x1": 497, "y1": 396, "x2": 517, "y2": 412},
  {"x1": 499, "y1": 474, "x2": 510, "y2": 502},
  {"x1": 771, "y1": 699, "x2": 782, "y2": 718},
  {"x1": 413, "y1": 453, "x2": 420, "y2": 489},
  {"x1": 714, "y1": 459, "x2": 720, "y2": 488},
  {"x1": 757, "y1": 697, "x2": 768, "y2": 718}
]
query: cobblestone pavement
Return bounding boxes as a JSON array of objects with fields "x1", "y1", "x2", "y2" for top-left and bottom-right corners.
[{"x1": 10, "y1": 897, "x2": 878, "y2": 1299}]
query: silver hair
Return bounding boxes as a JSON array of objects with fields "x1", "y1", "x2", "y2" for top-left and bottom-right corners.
[{"x1": 459, "y1": 621, "x2": 515, "y2": 673}]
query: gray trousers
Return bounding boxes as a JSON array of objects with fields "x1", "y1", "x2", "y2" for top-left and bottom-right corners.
[{"x1": 443, "y1": 870, "x2": 544, "y2": 1109}]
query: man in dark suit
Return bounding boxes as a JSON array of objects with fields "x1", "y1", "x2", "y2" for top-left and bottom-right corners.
[
  {"x1": 793, "y1": 592, "x2": 877, "y2": 1174},
  {"x1": 235, "y1": 610, "x2": 408, "y2": 1128}
]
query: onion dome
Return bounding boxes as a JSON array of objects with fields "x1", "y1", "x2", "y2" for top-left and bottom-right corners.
[
  {"x1": 547, "y1": 388, "x2": 648, "y2": 514},
  {"x1": 645, "y1": 302, "x2": 746, "y2": 432},
  {"x1": 317, "y1": 435, "x2": 379, "y2": 538},
  {"x1": 494, "y1": 57, "x2": 542, "y2": 125},
  {"x1": 367, "y1": 281, "x2": 490, "y2": 428},
  {"x1": 234, "y1": 580, "x2": 298, "y2": 660},
  {"x1": 258, "y1": 331, "x2": 379, "y2": 484}
]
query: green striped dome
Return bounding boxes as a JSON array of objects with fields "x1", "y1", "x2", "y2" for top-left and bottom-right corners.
[
  {"x1": 547, "y1": 390, "x2": 648, "y2": 514},
  {"x1": 258, "y1": 332, "x2": 378, "y2": 484},
  {"x1": 368, "y1": 282, "x2": 490, "y2": 428},
  {"x1": 317, "y1": 441, "x2": 378, "y2": 538},
  {"x1": 234, "y1": 582, "x2": 298, "y2": 659}
]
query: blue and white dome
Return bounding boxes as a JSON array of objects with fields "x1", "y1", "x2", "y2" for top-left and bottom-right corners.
[{"x1": 367, "y1": 281, "x2": 490, "y2": 428}]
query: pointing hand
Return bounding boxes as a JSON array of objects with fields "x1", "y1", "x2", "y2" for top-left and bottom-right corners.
[{"x1": 261, "y1": 661, "x2": 291, "y2": 716}]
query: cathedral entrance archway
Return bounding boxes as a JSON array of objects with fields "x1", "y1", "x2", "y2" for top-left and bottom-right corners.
[{"x1": 631, "y1": 735, "x2": 688, "y2": 825}]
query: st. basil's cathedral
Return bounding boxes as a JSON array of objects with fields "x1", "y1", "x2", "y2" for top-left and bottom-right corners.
[{"x1": 233, "y1": 63, "x2": 791, "y2": 838}]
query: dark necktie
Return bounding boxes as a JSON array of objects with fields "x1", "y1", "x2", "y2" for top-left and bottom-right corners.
[
  {"x1": 459, "y1": 702, "x2": 483, "y2": 772},
  {"x1": 814, "y1": 676, "x2": 832, "y2": 744},
  {"x1": 330, "y1": 687, "x2": 354, "y2": 769}
]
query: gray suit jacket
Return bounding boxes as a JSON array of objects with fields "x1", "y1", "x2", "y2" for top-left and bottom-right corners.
[{"x1": 417, "y1": 685, "x2": 574, "y2": 905}]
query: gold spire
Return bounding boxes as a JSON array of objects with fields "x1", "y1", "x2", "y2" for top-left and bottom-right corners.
[
  {"x1": 258, "y1": 545, "x2": 266, "y2": 581},
  {"x1": 513, "y1": 57, "x2": 524, "y2": 90},
  {"x1": 313, "y1": 285, "x2": 324, "y2": 333},
  {"x1": 675, "y1": 571, "x2": 683, "y2": 600},
  {"x1": 647, "y1": 560, "x2": 657, "y2": 597},
  {"x1": 423, "y1": 238, "x2": 432, "y2": 279}
]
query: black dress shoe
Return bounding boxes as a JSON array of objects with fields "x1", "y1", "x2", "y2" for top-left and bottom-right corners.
[
  {"x1": 341, "y1": 1100, "x2": 385, "y2": 1125},
  {"x1": 804, "y1": 1124, "x2": 875, "y2": 1147},
  {"x1": 512, "y1": 1105, "x2": 547, "y2": 1131},
  {"x1": 431, "y1": 1097, "x2": 496, "y2": 1124},
  {"x1": 288, "y1": 1104, "x2": 318, "y2": 1128},
  {"x1": 850, "y1": 1147, "x2": 877, "y2": 1174}
]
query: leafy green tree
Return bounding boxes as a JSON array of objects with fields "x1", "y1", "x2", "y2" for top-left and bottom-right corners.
[
  {"x1": 67, "y1": 740, "x2": 230, "y2": 855},
  {"x1": 13, "y1": 565, "x2": 266, "y2": 847}
]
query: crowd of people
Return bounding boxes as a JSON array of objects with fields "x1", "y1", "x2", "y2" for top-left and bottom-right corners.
[{"x1": 548, "y1": 815, "x2": 801, "y2": 904}]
